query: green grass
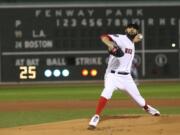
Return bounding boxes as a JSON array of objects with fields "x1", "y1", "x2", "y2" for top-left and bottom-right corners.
[
  {"x1": 0, "y1": 109, "x2": 92, "y2": 128},
  {"x1": 0, "y1": 83, "x2": 180, "y2": 101},
  {"x1": 0, "y1": 106, "x2": 180, "y2": 128},
  {"x1": 0, "y1": 85, "x2": 101, "y2": 101},
  {"x1": 0, "y1": 82, "x2": 180, "y2": 128}
]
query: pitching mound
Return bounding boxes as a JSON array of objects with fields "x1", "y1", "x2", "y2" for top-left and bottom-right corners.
[{"x1": 0, "y1": 115, "x2": 180, "y2": 135}]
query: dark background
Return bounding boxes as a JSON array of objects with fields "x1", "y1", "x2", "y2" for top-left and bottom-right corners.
[{"x1": 0, "y1": 3, "x2": 179, "y2": 82}]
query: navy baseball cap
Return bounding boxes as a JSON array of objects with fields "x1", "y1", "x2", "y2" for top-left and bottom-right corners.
[{"x1": 126, "y1": 23, "x2": 139, "y2": 30}]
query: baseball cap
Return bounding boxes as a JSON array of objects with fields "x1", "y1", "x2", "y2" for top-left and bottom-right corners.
[{"x1": 126, "y1": 23, "x2": 139, "y2": 30}]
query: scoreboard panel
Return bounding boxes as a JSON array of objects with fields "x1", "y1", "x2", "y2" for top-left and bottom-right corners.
[
  {"x1": 2, "y1": 54, "x2": 108, "y2": 81},
  {"x1": 0, "y1": 3, "x2": 180, "y2": 82}
]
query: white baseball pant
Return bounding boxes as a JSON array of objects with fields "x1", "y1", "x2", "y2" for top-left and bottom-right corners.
[{"x1": 101, "y1": 73, "x2": 146, "y2": 107}]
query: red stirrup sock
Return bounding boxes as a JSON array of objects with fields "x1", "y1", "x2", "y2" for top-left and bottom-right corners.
[{"x1": 95, "y1": 96, "x2": 108, "y2": 115}]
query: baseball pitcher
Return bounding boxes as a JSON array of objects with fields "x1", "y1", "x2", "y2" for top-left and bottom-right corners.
[{"x1": 88, "y1": 23, "x2": 160, "y2": 130}]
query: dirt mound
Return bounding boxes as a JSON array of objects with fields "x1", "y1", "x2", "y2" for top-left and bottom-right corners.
[{"x1": 0, "y1": 115, "x2": 180, "y2": 135}]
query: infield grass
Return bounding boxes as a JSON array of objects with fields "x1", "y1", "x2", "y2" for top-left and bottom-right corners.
[
  {"x1": 0, "y1": 107, "x2": 180, "y2": 128},
  {"x1": 0, "y1": 82, "x2": 180, "y2": 128},
  {"x1": 0, "y1": 82, "x2": 180, "y2": 101}
]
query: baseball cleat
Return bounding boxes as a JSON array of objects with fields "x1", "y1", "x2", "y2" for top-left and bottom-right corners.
[
  {"x1": 87, "y1": 125, "x2": 96, "y2": 130},
  {"x1": 144, "y1": 105, "x2": 160, "y2": 116},
  {"x1": 88, "y1": 114, "x2": 100, "y2": 130}
]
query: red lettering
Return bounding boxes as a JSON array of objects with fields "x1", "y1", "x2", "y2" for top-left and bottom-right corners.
[{"x1": 125, "y1": 48, "x2": 132, "y2": 54}]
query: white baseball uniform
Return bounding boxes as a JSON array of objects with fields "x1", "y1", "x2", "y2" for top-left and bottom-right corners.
[{"x1": 101, "y1": 34, "x2": 146, "y2": 107}]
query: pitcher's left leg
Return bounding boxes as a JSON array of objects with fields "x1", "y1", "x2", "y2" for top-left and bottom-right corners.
[
  {"x1": 124, "y1": 78, "x2": 145, "y2": 107},
  {"x1": 124, "y1": 76, "x2": 160, "y2": 116}
]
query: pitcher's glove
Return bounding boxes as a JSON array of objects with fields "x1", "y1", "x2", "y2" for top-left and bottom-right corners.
[{"x1": 109, "y1": 46, "x2": 124, "y2": 57}]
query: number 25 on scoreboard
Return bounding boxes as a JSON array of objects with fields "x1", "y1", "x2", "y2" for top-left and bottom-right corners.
[{"x1": 19, "y1": 66, "x2": 36, "y2": 79}]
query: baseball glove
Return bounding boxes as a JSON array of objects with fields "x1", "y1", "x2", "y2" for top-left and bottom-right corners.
[{"x1": 108, "y1": 46, "x2": 124, "y2": 57}]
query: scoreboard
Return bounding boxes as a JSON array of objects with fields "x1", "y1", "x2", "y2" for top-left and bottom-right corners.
[{"x1": 0, "y1": 3, "x2": 180, "y2": 82}]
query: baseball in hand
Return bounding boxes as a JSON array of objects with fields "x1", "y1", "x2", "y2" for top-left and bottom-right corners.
[
  {"x1": 133, "y1": 34, "x2": 143, "y2": 43},
  {"x1": 138, "y1": 34, "x2": 143, "y2": 39}
]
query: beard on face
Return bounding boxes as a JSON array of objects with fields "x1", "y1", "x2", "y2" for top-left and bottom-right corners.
[{"x1": 126, "y1": 31, "x2": 138, "y2": 41}]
